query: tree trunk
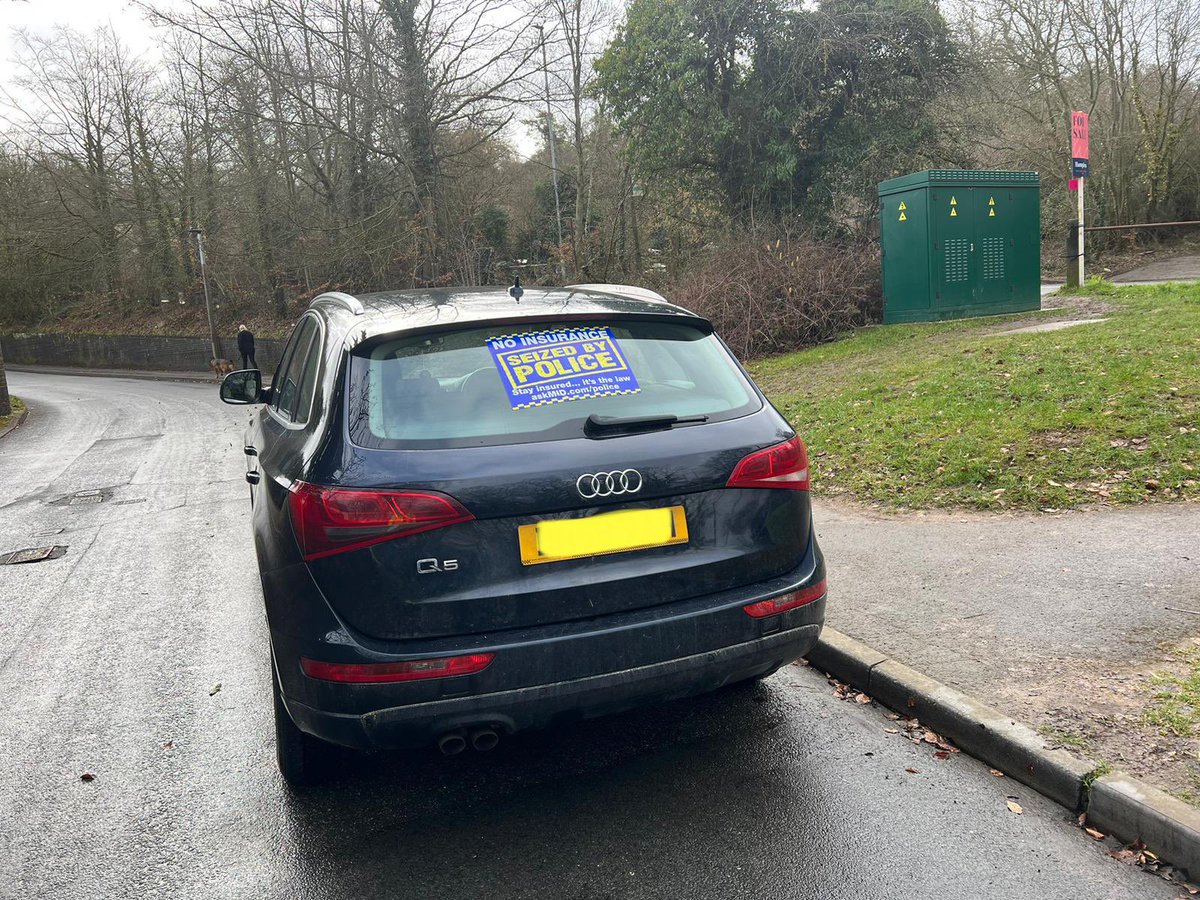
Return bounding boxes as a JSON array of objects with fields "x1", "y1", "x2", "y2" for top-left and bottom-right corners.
[{"x1": 382, "y1": 0, "x2": 443, "y2": 282}]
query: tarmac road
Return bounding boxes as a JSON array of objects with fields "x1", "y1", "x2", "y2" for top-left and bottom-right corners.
[{"x1": 0, "y1": 372, "x2": 1177, "y2": 899}]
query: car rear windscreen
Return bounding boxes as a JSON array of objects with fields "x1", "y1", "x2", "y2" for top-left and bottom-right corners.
[{"x1": 346, "y1": 319, "x2": 762, "y2": 449}]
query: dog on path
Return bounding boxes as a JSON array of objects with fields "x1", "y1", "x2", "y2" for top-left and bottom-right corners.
[{"x1": 209, "y1": 357, "x2": 236, "y2": 376}]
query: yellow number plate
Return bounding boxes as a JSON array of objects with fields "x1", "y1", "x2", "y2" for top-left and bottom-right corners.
[{"x1": 518, "y1": 506, "x2": 688, "y2": 566}]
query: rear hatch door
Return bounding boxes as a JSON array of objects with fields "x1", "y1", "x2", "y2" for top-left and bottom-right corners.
[{"x1": 304, "y1": 317, "x2": 810, "y2": 640}]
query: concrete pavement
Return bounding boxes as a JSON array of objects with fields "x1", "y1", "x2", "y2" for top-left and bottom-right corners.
[
  {"x1": 1112, "y1": 255, "x2": 1200, "y2": 283},
  {"x1": 0, "y1": 371, "x2": 1177, "y2": 898},
  {"x1": 814, "y1": 498, "x2": 1200, "y2": 795}
]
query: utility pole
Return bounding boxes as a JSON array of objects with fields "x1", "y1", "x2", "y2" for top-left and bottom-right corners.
[
  {"x1": 536, "y1": 24, "x2": 566, "y2": 280},
  {"x1": 0, "y1": 341, "x2": 11, "y2": 418},
  {"x1": 190, "y1": 227, "x2": 221, "y2": 360}
]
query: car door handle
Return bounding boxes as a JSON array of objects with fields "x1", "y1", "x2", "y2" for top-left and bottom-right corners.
[{"x1": 245, "y1": 471, "x2": 261, "y2": 485}]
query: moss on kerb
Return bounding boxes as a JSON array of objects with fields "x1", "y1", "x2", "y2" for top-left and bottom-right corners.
[{"x1": 1082, "y1": 761, "x2": 1114, "y2": 793}]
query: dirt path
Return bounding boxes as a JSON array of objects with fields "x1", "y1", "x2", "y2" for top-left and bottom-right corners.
[{"x1": 814, "y1": 497, "x2": 1200, "y2": 798}]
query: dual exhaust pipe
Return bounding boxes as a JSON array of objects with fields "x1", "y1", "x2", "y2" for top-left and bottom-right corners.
[{"x1": 437, "y1": 727, "x2": 499, "y2": 756}]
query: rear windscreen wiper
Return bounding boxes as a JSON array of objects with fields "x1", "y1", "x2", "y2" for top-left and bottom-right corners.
[{"x1": 584, "y1": 412, "x2": 708, "y2": 438}]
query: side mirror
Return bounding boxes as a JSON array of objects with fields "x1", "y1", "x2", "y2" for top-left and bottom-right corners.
[{"x1": 220, "y1": 369, "x2": 264, "y2": 405}]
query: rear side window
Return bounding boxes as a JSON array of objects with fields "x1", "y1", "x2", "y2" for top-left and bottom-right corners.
[
  {"x1": 274, "y1": 317, "x2": 317, "y2": 421},
  {"x1": 347, "y1": 320, "x2": 761, "y2": 449},
  {"x1": 294, "y1": 328, "x2": 323, "y2": 424}
]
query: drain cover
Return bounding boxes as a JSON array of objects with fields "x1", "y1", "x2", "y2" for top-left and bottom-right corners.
[
  {"x1": 114, "y1": 498, "x2": 146, "y2": 506},
  {"x1": 50, "y1": 488, "x2": 114, "y2": 507},
  {"x1": 0, "y1": 546, "x2": 67, "y2": 565}
]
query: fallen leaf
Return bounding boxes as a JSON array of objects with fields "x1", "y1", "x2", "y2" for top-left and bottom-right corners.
[
  {"x1": 161, "y1": 741, "x2": 174, "y2": 751},
  {"x1": 905, "y1": 767, "x2": 920, "y2": 774},
  {"x1": 1084, "y1": 827, "x2": 1105, "y2": 840},
  {"x1": 934, "y1": 750, "x2": 950, "y2": 760},
  {"x1": 990, "y1": 769, "x2": 1005, "y2": 778},
  {"x1": 884, "y1": 727, "x2": 899, "y2": 734},
  {"x1": 922, "y1": 731, "x2": 939, "y2": 744},
  {"x1": 80, "y1": 773, "x2": 95, "y2": 782},
  {"x1": 884, "y1": 712, "x2": 901, "y2": 721},
  {"x1": 1006, "y1": 800, "x2": 1023, "y2": 815},
  {"x1": 855, "y1": 693, "x2": 872, "y2": 705},
  {"x1": 1109, "y1": 848, "x2": 1137, "y2": 864},
  {"x1": 209, "y1": 683, "x2": 222, "y2": 696}
]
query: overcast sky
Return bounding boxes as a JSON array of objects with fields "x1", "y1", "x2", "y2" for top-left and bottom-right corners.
[{"x1": 0, "y1": 0, "x2": 164, "y2": 86}]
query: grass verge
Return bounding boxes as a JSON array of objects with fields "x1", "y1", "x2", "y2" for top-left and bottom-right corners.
[
  {"x1": 751, "y1": 281, "x2": 1200, "y2": 510},
  {"x1": 0, "y1": 396, "x2": 24, "y2": 431},
  {"x1": 1145, "y1": 643, "x2": 1200, "y2": 738}
]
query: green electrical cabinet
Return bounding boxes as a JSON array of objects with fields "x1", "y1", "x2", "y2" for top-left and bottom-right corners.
[{"x1": 878, "y1": 170, "x2": 1041, "y2": 323}]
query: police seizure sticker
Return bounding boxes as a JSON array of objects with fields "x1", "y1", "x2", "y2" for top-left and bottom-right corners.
[{"x1": 486, "y1": 327, "x2": 640, "y2": 409}]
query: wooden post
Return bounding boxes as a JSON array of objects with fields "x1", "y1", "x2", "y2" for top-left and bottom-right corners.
[{"x1": 1077, "y1": 177, "x2": 1086, "y2": 286}]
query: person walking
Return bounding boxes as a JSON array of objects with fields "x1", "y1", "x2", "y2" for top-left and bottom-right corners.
[{"x1": 237, "y1": 324, "x2": 258, "y2": 370}]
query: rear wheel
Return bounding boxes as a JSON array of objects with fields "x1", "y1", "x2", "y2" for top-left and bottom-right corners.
[{"x1": 272, "y1": 674, "x2": 334, "y2": 787}]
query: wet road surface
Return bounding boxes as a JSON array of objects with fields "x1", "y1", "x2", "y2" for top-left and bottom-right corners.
[{"x1": 0, "y1": 372, "x2": 1176, "y2": 899}]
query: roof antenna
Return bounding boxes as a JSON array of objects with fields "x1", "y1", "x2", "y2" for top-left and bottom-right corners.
[{"x1": 508, "y1": 275, "x2": 523, "y2": 304}]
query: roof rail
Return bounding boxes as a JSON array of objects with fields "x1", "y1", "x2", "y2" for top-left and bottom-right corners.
[
  {"x1": 310, "y1": 291, "x2": 364, "y2": 316},
  {"x1": 565, "y1": 283, "x2": 669, "y2": 305}
]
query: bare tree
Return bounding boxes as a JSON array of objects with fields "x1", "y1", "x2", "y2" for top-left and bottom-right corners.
[
  {"x1": 5, "y1": 27, "x2": 128, "y2": 294},
  {"x1": 962, "y1": 0, "x2": 1200, "y2": 228},
  {"x1": 544, "y1": 0, "x2": 614, "y2": 276}
]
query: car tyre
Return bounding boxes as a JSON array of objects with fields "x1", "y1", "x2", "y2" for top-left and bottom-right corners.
[{"x1": 273, "y1": 674, "x2": 333, "y2": 787}]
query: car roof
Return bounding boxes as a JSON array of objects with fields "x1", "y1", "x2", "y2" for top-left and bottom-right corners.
[{"x1": 308, "y1": 285, "x2": 706, "y2": 345}]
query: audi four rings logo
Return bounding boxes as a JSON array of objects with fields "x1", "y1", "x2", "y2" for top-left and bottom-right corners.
[{"x1": 577, "y1": 469, "x2": 643, "y2": 498}]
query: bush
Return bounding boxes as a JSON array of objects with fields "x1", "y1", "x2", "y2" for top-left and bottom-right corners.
[{"x1": 665, "y1": 233, "x2": 881, "y2": 360}]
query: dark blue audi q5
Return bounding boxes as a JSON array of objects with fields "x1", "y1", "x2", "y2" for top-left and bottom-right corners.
[{"x1": 220, "y1": 284, "x2": 826, "y2": 785}]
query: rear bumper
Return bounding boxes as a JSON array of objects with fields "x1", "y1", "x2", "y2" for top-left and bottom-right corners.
[
  {"x1": 286, "y1": 621, "x2": 821, "y2": 750},
  {"x1": 266, "y1": 530, "x2": 826, "y2": 750}
]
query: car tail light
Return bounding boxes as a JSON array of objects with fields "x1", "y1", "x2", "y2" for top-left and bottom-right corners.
[
  {"x1": 288, "y1": 481, "x2": 473, "y2": 561},
  {"x1": 742, "y1": 578, "x2": 827, "y2": 618},
  {"x1": 727, "y1": 436, "x2": 810, "y2": 490},
  {"x1": 300, "y1": 653, "x2": 495, "y2": 683}
]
